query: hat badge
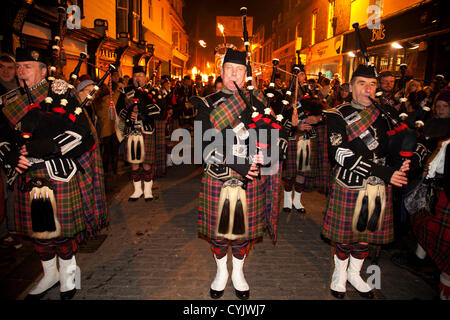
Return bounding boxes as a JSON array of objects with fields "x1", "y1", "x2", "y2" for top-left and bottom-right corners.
[{"x1": 31, "y1": 50, "x2": 39, "y2": 61}]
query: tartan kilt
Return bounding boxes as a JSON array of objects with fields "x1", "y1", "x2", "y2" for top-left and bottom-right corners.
[
  {"x1": 304, "y1": 124, "x2": 330, "y2": 194},
  {"x1": 261, "y1": 166, "x2": 282, "y2": 242},
  {"x1": 14, "y1": 167, "x2": 86, "y2": 241},
  {"x1": 410, "y1": 188, "x2": 450, "y2": 273},
  {"x1": 124, "y1": 132, "x2": 156, "y2": 165},
  {"x1": 198, "y1": 173, "x2": 265, "y2": 241},
  {"x1": 321, "y1": 172, "x2": 394, "y2": 244},
  {"x1": 282, "y1": 139, "x2": 298, "y2": 180},
  {"x1": 154, "y1": 120, "x2": 167, "y2": 177},
  {"x1": 76, "y1": 147, "x2": 109, "y2": 238}
]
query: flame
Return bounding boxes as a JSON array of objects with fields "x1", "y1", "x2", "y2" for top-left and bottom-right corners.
[
  {"x1": 218, "y1": 23, "x2": 224, "y2": 34},
  {"x1": 192, "y1": 67, "x2": 198, "y2": 76}
]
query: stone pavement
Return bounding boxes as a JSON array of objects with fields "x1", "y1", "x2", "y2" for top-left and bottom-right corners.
[{"x1": 4, "y1": 164, "x2": 438, "y2": 300}]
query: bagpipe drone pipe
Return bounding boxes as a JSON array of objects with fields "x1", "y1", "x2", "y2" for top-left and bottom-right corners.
[
  {"x1": 353, "y1": 22, "x2": 416, "y2": 170},
  {"x1": 235, "y1": 8, "x2": 288, "y2": 179}
]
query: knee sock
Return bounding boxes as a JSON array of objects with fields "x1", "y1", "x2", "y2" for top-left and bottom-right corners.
[
  {"x1": 334, "y1": 243, "x2": 353, "y2": 261},
  {"x1": 351, "y1": 243, "x2": 369, "y2": 260},
  {"x1": 231, "y1": 240, "x2": 250, "y2": 260},
  {"x1": 143, "y1": 168, "x2": 153, "y2": 182},
  {"x1": 131, "y1": 169, "x2": 141, "y2": 182},
  {"x1": 211, "y1": 238, "x2": 229, "y2": 259}
]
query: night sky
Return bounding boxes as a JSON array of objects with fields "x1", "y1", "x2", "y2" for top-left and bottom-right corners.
[{"x1": 183, "y1": 0, "x2": 279, "y2": 62}]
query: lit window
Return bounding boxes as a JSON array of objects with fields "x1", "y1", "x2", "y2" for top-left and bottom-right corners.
[
  {"x1": 311, "y1": 10, "x2": 317, "y2": 45},
  {"x1": 327, "y1": 0, "x2": 335, "y2": 39}
]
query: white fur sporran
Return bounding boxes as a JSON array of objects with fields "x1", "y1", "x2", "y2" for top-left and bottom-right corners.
[
  {"x1": 216, "y1": 180, "x2": 249, "y2": 240},
  {"x1": 296, "y1": 137, "x2": 311, "y2": 172},
  {"x1": 352, "y1": 178, "x2": 386, "y2": 233},
  {"x1": 127, "y1": 132, "x2": 145, "y2": 164}
]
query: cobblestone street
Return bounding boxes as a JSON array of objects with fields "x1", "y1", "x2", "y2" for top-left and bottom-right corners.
[{"x1": 2, "y1": 164, "x2": 435, "y2": 301}]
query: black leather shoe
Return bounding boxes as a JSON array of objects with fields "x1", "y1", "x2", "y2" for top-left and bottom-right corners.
[
  {"x1": 60, "y1": 288, "x2": 77, "y2": 300},
  {"x1": 128, "y1": 195, "x2": 142, "y2": 202},
  {"x1": 235, "y1": 289, "x2": 250, "y2": 300},
  {"x1": 210, "y1": 288, "x2": 224, "y2": 299},
  {"x1": 25, "y1": 282, "x2": 59, "y2": 300},
  {"x1": 296, "y1": 208, "x2": 306, "y2": 215},
  {"x1": 357, "y1": 290, "x2": 374, "y2": 299},
  {"x1": 283, "y1": 207, "x2": 291, "y2": 213},
  {"x1": 145, "y1": 197, "x2": 153, "y2": 202},
  {"x1": 330, "y1": 289, "x2": 345, "y2": 299}
]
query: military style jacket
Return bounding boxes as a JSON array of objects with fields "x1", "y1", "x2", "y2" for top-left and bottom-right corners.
[
  {"x1": 1, "y1": 80, "x2": 95, "y2": 183},
  {"x1": 192, "y1": 89, "x2": 255, "y2": 181},
  {"x1": 116, "y1": 84, "x2": 161, "y2": 134},
  {"x1": 325, "y1": 101, "x2": 397, "y2": 189}
]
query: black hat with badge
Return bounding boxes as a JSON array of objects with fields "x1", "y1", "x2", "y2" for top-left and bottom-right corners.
[
  {"x1": 351, "y1": 64, "x2": 377, "y2": 80},
  {"x1": 223, "y1": 48, "x2": 247, "y2": 66},
  {"x1": 133, "y1": 65, "x2": 146, "y2": 75},
  {"x1": 15, "y1": 47, "x2": 47, "y2": 64}
]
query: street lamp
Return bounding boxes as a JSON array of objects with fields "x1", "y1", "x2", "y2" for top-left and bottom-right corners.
[
  {"x1": 199, "y1": 40, "x2": 207, "y2": 48},
  {"x1": 217, "y1": 23, "x2": 226, "y2": 44},
  {"x1": 391, "y1": 42, "x2": 403, "y2": 49}
]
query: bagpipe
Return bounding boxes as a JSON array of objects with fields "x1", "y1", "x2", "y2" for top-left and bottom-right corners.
[
  {"x1": 353, "y1": 22, "x2": 416, "y2": 170},
  {"x1": 233, "y1": 7, "x2": 288, "y2": 173},
  {"x1": 7, "y1": 40, "x2": 116, "y2": 186}
]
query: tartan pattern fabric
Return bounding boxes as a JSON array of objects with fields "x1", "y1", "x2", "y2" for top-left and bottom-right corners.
[
  {"x1": 2, "y1": 80, "x2": 48, "y2": 126},
  {"x1": 76, "y1": 148, "x2": 109, "y2": 238},
  {"x1": 282, "y1": 125, "x2": 330, "y2": 195},
  {"x1": 321, "y1": 170, "x2": 394, "y2": 244},
  {"x1": 304, "y1": 123, "x2": 331, "y2": 194},
  {"x1": 261, "y1": 167, "x2": 282, "y2": 242},
  {"x1": 198, "y1": 173, "x2": 265, "y2": 241},
  {"x1": 34, "y1": 237, "x2": 74, "y2": 260},
  {"x1": 282, "y1": 139, "x2": 298, "y2": 180},
  {"x1": 410, "y1": 188, "x2": 450, "y2": 273},
  {"x1": 209, "y1": 89, "x2": 266, "y2": 130},
  {"x1": 124, "y1": 132, "x2": 156, "y2": 165},
  {"x1": 154, "y1": 120, "x2": 167, "y2": 177},
  {"x1": 76, "y1": 109, "x2": 108, "y2": 238},
  {"x1": 14, "y1": 167, "x2": 86, "y2": 242},
  {"x1": 345, "y1": 105, "x2": 380, "y2": 142}
]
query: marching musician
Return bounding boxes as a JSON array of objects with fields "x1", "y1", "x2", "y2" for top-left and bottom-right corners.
[
  {"x1": 192, "y1": 48, "x2": 270, "y2": 300},
  {"x1": 322, "y1": 64, "x2": 411, "y2": 299},
  {"x1": 116, "y1": 65, "x2": 161, "y2": 202},
  {"x1": 1, "y1": 46, "x2": 108, "y2": 299},
  {"x1": 282, "y1": 96, "x2": 324, "y2": 214}
]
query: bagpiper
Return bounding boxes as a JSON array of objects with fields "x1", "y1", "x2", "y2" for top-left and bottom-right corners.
[
  {"x1": 116, "y1": 65, "x2": 161, "y2": 201},
  {"x1": 1, "y1": 46, "x2": 109, "y2": 299}
]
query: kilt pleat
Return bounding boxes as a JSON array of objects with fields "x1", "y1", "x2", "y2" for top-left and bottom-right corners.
[
  {"x1": 154, "y1": 120, "x2": 167, "y2": 177},
  {"x1": 262, "y1": 167, "x2": 282, "y2": 242},
  {"x1": 321, "y1": 173, "x2": 394, "y2": 244},
  {"x1": 198, "y1": 173, "x2": 265, "y2": 241},
  {"x1": 282, "y1": 139, "x2": 298, "y2": 180},
  {"x1": 304, "y1": 124, "x2": 330, "y2": 194},
  {"x1": 410, "y1": 189, "x2": 450, "y2": 273},
  {"x1": 76, "y1": 147, "x2": 109, "y2": 238}
]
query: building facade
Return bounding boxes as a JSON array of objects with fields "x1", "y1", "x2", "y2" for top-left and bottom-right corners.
[
  {"x1": 250, "y1": 0, "x2": 448, "y2": 84},
  {"x1": 1, "y1": 0, "x2": 189, "y2": 81}
]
